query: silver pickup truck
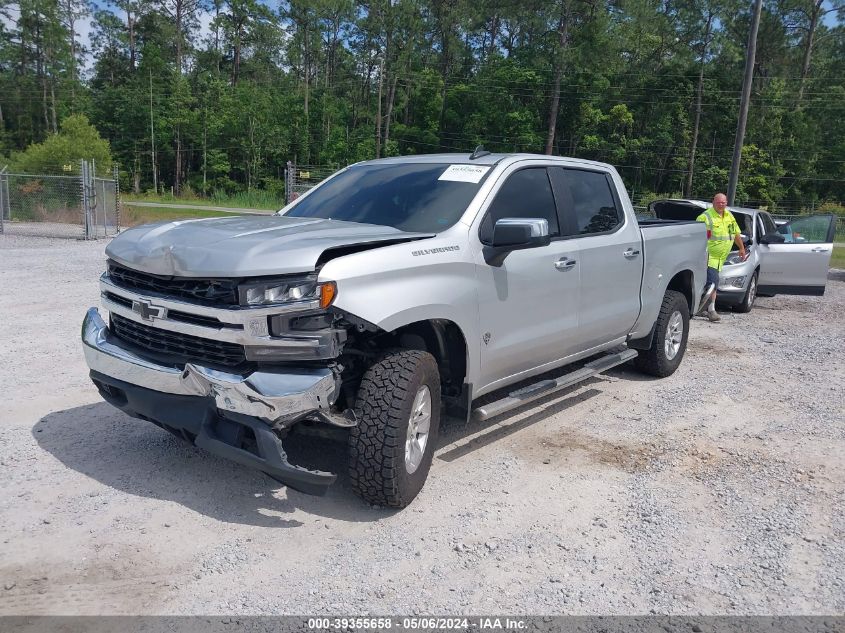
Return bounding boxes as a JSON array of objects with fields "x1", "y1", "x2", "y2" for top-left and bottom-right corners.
[{"x1": 82, "y1": 153, "x2": 706, "y2": 507}]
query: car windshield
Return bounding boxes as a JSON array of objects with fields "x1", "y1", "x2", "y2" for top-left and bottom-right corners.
[
  {"x1": 731, "y1": 212, "x2": 752, "y2": 250},
  {"x1": 283, "y1": 162, "x2": 492, "y2": 233}
]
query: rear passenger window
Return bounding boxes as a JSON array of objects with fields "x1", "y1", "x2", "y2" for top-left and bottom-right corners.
[
  {"x1": 554, "y1": 169, "x2": 622, "y2": 236},
  {"x1": 480, "y1": 168, "x2": 559, "y2": 243}
]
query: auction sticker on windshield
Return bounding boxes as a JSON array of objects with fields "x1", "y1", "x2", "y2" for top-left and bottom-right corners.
[{"x1": 438, "y1": 164, "x2": 490, "y2": 183}]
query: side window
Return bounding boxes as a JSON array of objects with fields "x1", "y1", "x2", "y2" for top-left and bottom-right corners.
[
  {"x1": 755, "y1": 216, "x2": 765, "y2": 241},
  {"x1": 761, "y1": 213, "x2": 777, "y2": 236},
  {"x1": 780, "y1": 214, "x2": 833, "y2": 244},
  {"x1": 555, "y1": 168, "x2": 622, "y2": 236},
  {"x1": 733, "y1": 213, "x2": 751, "y2": 236},
  {"x1": 480, "y1": 168, "x2": 559, "y2": 243}
]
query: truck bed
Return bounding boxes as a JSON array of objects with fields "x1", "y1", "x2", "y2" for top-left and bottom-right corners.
[
  {"x1": 637, "y1": 217, "x2": 701, "y2": 228},
  {"x1": 625, "y1": 218, "x2": 707, "y2": 341}
]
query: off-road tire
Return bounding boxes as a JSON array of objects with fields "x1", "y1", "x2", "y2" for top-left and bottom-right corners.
[
  {"x1": 348, "y1": 350, "x2": 441, "y2": 508},
  {"x1": 734, "y1": 271, "x2": 758, "y2": 313},
  {"x1": 634, "y1": 290, "x2": 689, "y2": 378}
]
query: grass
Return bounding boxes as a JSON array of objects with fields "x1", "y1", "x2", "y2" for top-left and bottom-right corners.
[
  {"x1": 120, "y1": 203, "x2": 238, "y2": 227},
  {"x1": 831, "y1": 246, "x2": 845, "y2": 269},
  {"x1": 123, "y1": 190, "x2": 284, "y2": 210},
  {"x1": 210, "y1": 190, "x2": 285, "y2": 209}
]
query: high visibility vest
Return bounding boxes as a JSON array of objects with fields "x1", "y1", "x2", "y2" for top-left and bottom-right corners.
[{"x1": 697, "y1": 208, "x2": 739, "y2": 271}]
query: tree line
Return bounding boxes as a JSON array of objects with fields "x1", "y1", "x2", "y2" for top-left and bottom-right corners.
[{"x1": 0, "y1": 0, "x2": 843, "y2": 209}]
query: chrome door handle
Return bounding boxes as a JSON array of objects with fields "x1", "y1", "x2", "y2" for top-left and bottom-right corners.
[
  {"x1": 624, "y1": 248, "x2": 641, "y2": 258},
  {"x1": 811, "y1": 247, "x2": 829, "y2": 253},
  {"x1": 555, "y1": 257, "x2": 577, "y2": 271}
]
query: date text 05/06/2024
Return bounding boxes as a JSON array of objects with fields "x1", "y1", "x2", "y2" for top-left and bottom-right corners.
[{"x1": 306, "y1": 617, "x2": 527, "y2": 630}]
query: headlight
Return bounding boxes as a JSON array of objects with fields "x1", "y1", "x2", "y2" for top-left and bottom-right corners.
[
  {"x1": 720, "y1": 276, "x2": 746, "y2": 289},
  {"x1": 725, "y1": 253, "x2": 745, "y2": 265},
  {"x1": 238, "y1": 278, "x2": 336, "y2": 307}
]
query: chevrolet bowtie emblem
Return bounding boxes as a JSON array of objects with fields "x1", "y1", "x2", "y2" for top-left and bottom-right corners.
[{"x1": 132, "y1": 299, "x2": 166, "y2": 321}]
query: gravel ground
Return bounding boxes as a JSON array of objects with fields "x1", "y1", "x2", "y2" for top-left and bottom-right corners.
[{"x1": 0, "y1": 234, "x2": 843, "y2": 615}]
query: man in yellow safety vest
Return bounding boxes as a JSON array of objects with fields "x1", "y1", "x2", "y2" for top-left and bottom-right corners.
[{"x1": 696, "y1": 193, "x2": 747, "y2": 322}]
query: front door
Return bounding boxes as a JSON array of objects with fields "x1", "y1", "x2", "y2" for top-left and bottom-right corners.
[
  {"x1": 758, "y1": 214, "x2": 837, "y2": 296},
  {"x1": 473, "y1": 165, "x2": 581, "y2": 393}
]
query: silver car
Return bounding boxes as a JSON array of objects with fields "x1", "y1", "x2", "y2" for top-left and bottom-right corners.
[{"x1": 650, "y1": 199, "x2": 837, "y2": 312}]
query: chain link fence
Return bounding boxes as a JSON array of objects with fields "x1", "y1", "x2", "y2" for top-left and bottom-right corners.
[
  {"x1": 89, "y1": 172, "x2": 121, "y2": 238},
  {"x1": 0, "y1": 161, "x2": 120, "y2": 239},
  {"x1": 284, "y1": 161, "x2": 339, "y2": 204}
]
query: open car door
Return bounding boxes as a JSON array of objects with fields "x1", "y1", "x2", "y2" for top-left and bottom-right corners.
[{"x1": 757, "y1": 214, "x2": 836, "y2": 296}]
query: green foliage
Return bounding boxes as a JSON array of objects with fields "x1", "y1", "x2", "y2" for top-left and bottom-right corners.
[
  {"x1": 733, "y1": 145, "x2": 786, "y2": 208},
  {"x1": 123, "y1": 190, "x2": 284, "y2": 209},
  {"x1": 209, "y1": 190, "x2": 285, "y2": 210},
  {"x1": 633, "y1": 190, "x2": 684, "y2": 209},
  {"x1": 12, "y1": 114, "x2": 113, "y2": 175},
  {"x1": 694, "y1": 166, "x2": 731, "y2": 199},
  {"x1": 0, "y1": 0, "x2": 842, "y2": 210},
  {"x1": 817, "y1": 202, "x2": 845, "y2": 218}
]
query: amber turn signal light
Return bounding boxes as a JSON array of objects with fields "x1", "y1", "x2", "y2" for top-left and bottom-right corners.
[{"x1": 319, "y1": 282, "x2": 337, "y2": 309}]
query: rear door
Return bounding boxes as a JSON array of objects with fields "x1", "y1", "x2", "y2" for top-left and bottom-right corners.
[
  {"x1": 552, "y1": 167, "x2": 643, "y2": 351},
  {"x1": 758, "y1": 213, "x2": 836, "y2": 296}
]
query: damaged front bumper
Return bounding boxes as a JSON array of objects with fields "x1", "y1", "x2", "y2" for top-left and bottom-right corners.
[{"x1": 81, "y1": 307, "x2": 351, "y2": 495}]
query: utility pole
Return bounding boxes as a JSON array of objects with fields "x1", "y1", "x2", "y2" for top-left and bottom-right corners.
[
  {"x1": 375, "y1": 56, "x2": 384, "y2": 159},
  {"x1": 149, "y1": 69, "x2": 157, "y2": 193},
  {"x1": 727, "y1": 0, "x2": 763, "y2": 205}
]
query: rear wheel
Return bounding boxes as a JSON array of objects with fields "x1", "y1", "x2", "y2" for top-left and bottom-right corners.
[
  {"x1": 634, "y1": 290, "x2": 689, "y2": 377},
  {"x1": 348, "y1": 350, "x2": 441, "y2": 508},
  {"x1": 734, "y1": 271, "x2": 758, "y2": 313}
]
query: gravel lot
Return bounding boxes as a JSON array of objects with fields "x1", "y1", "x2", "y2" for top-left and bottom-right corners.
[{"x1": 0, "y1": 234, "x2": 843, "y2": 616}]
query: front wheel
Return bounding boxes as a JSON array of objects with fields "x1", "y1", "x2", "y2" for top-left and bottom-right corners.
[
  {"x1": 734, "y1": 271, "x2": 758, "y2": 313},
  {"x1": 634, "y1": 290, "x2": 690, "y2": 378},
  {"x1": 348, "y1": 350, "x2": 441, "y2": 508}
]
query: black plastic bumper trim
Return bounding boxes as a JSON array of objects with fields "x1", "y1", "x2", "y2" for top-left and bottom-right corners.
[
  {"x1": 715, "y1": 291, "x2": 745, "y2": 306},
  {"x1": 757, "y1": 284, "x2": 825, "y2": 297},
  {"x1": 89, "y1": 371, "x2": 336, "y2": 496}
]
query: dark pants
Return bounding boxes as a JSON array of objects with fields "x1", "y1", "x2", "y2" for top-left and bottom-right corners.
[{"x1": 706, "y1": 266, "x2": 720, "y2": 287}]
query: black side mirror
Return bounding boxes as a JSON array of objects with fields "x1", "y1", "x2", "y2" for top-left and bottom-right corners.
[
  {"x1": 760, "y1": 232, "x2": 785, "y2": 245},
  {"x1": 484, "y1": 218, "x2": 551, "y2": 266},
  {"x1": 742, "y1": 235, "x2": 752, "y2": 247}
]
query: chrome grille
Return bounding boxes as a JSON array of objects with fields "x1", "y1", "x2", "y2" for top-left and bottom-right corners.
[
  {"x1": 107, "y1": 262, "x2": 239, "y2": 306},
  {"x1": 110, "y1": 313, "x2": 247, "y2": 368}
]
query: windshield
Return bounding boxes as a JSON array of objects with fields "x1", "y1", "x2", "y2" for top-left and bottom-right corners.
[{"x1": 283, "y1": 162, "x2": 491, "y2": 233}]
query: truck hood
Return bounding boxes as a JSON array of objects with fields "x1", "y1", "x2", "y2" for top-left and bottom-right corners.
[{"x1": 106, "y1": 215, "x2": 434, "y2": 277}]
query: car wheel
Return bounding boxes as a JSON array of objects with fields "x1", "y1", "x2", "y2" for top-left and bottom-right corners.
[
  {"x1": 348, "y1": 349, "x2": 441, "y2": 508},
  {"x1": 634, "y1": 290, "x2": 689, "y2": 378},
  {"x1": 734, "y1": 271, "x2": 758, "y2": 313}
]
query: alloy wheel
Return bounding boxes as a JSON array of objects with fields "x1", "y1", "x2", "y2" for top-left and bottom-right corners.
[
  {"x1": 405, "y1": 385, "x2": 432, "y2": 474},
  {"x1": 664, "y1": 310, "x2": 684, "y2": 360}
]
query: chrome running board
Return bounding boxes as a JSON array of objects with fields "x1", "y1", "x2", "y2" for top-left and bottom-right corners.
[{"x1": 472, "y1": 348, "x2": 639, "y2": 422}]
